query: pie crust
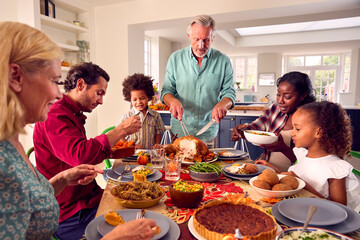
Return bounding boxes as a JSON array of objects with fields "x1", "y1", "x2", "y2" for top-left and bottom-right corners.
[{"x1": 193, "y1": 200, "x2": 277, "y2": 240}]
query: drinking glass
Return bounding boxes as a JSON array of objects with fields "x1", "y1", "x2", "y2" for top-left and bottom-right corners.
[
  {"x1": 150, "y1": 148, "x2": 165, "y2": 169},
  {"x1": 164, "y1": 157, "x2": 181, "y2": 181}
]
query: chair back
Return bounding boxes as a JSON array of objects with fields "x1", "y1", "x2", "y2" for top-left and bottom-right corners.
[
  {"x1": 102, "y1": 126, "x2": 115, "y2": 169},
  {"x1": 26, "y1": 146, "x2": 34, "y2": 157},
  {"x1": 160, "y1": 125, "x2": 172, "y2": 145},
  {"x1": 350, "y1": 150, "x2": 360, "y2": 177}
]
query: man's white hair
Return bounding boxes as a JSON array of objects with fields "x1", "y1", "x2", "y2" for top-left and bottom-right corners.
[{"x1": 186, "y1": 15, "x2": 216, "y2": 36}]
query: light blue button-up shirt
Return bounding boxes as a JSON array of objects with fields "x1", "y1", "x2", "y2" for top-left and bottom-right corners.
[{"x1": 161, "y1": 46, "x2": 235, "y2": 141}]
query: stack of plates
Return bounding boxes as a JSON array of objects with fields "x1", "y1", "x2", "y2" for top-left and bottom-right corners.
[
  {"x1": 106, "y1": 165, "x2": 162, "y2": 182},
  {"x1": 222, "y1": 163, "x2": 272, "y2": 181},
  {"x1": 122, "y1": 149, "x2": 150, "y2": 162},
  {"x1": 215, "y1": 149, "x2": 249, "y2": 161},
  {"x1": 85, "y1": 210, "x2": 180, "y2": 240},
  {"x1": 272, "y1": 198, "x2": 360, "y2": 234}
]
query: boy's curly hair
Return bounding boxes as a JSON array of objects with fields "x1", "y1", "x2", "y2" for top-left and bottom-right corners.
[
  {"x1": 299, "y1": 101, "x2": 353, "y2": 158},
  {"x1": 122, "y1": 73, "x2": 155, "y2": 102}
]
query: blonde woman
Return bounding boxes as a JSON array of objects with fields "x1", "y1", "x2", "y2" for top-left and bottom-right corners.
[{"x1": 0, "y1": 22, "x2": 156, "y2": 240}]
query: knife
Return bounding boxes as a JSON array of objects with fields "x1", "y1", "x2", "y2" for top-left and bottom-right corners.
[{"x1": 196, "y1": 119, "x2": 216, "y2": 136}]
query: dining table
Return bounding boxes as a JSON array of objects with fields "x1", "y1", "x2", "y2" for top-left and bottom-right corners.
[{"x1": 89, "y1": 156, "x2": 360, "y2": 240}]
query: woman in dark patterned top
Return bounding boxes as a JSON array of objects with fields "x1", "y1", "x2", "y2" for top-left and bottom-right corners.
[{"x1": 231, "y1": 71, "x2": 316, "y2": 172}]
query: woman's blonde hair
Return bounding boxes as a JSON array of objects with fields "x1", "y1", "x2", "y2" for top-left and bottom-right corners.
[{"x1": 0, "y1": 21, "x2": 62, "y2": 141}]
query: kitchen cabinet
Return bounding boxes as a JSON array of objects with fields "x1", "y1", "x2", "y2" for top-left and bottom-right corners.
[
  {"x1": 346, "y1": 109, "x2": 360, "y2": 151},
  {"x1": 217, "y1": 116, "x2": 237, "y2": 148},
  {"x1": 159, "y1": 112, "x2": 171, "y2": 126}
]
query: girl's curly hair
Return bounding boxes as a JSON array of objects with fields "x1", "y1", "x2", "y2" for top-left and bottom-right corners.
[
  {"x1": 122, "y1": 73, "x2": 154, "y2": 102},
  {"x1": 299, "y1": 101, "x2": 353, "y2": 158}
]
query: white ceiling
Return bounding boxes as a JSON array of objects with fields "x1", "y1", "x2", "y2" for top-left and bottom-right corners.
[
  {"x1": 86, "y1": 0, "x2": 360, "y2": 55},
  {"x1": 82, "y1": 0, "x2": 134, "y2": 7},
  {"x1": 236, "y1": 17, "x2": 360, "y2": 36}
]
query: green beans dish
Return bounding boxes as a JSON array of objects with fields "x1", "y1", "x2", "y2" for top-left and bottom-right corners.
[{"x1": 188, "y1": 162, "x2": 222, "y2": 174}]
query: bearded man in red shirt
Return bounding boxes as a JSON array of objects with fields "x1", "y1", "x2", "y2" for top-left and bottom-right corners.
[{"x1": 33, "y1": 62, "x2": 141, "y2": 240}]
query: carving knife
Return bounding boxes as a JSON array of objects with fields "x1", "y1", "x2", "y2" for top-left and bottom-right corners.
[{"x1": 196, "y1": 119, "x2": 216, "y2": 136}]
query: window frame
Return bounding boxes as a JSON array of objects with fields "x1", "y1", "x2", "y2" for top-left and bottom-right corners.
[
  {"x1": 144, "y1": 36, "x2": 151, "y2": 76},
  {"x1": 284, "y1": 53, "x2": 350, "y2": 103},
  {"x1": 230, "y1": 55, "x2": 258, "y2": 92}
]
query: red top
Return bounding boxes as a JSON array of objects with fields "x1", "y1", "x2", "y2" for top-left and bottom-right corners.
[{"x1": 33, "y1": 94, "x2": 110, "y2": 222}]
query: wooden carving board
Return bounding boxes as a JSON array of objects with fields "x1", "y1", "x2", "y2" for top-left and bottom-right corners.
[{"x1": 232, "y1": 105, "x2": 267, "y2": 111}]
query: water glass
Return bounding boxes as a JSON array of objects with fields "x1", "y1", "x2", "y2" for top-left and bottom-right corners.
[
  {"x1": 164, "y1": 157, "x2": 181, "y2": 181},
  {"x1": 150, "y1": 148, "x2": 165, "y2": 169}
]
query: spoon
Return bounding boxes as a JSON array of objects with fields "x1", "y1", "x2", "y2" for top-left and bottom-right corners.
[
  {"x1": 299, "y1": 205, "x2": 317, "y2": 237},
  {"x1": 234, "y1": 228, "x2": 243, "y2": 239}
]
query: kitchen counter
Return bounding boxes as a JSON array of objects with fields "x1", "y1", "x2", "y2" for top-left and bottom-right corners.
[
  {"x1": 342, "y1": 105, "x2": 360, "y2": 110},
  {"x1": 158, "y1": 109, "x2": 263, "y2": 117},
  {"x1": 227, "y1": 109, "x2": 263, "y2": 117}
]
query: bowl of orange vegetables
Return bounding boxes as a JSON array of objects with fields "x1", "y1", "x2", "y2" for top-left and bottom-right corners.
[{"x1": 110, "y1": 140, "x2": 135, "y2": 158}]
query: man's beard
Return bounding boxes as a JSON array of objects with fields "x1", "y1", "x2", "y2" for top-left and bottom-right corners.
[{"x1": 193, "y1": 48, "x2": 208, "y2": 58}]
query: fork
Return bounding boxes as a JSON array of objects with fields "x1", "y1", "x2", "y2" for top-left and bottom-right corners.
[
  {"x1": 136, "y1": 209, "x2": 146, "y2": 219},
  {"x1": 117, "y1": 164, "x2": 130, "y2": 181},
  {"x1": 179, "y1": 120, "x2": 190, "y2": 136},
  {"x1": 136, "y1": 212, "x2": 143, "y2": 220}
]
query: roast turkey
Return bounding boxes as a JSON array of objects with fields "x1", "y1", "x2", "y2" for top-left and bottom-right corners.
[
  {"x1": 173, "y1": 135, "x2": 209, "y2": 156},
  {"x1": 163, "y1": 135, "x2": 211, "y2": 162}
]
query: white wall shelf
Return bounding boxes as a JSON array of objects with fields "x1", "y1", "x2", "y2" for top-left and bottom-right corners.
[
  {"x1": 61, "y1": 66, "x2": 70, "y2": 71},
  {"x1": 40, "y1": 14, "x2": 88, "y2": 33},
  {"x1": 52, "y1": 0, "x2": 89, "y2": 14},
  {"x1": 57, "y1": 42, "x2": 79, "y2": 52}
]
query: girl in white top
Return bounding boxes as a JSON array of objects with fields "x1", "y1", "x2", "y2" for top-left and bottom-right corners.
[{"x1": 256, "y1": 101, "x2": 358, "y2": 207}]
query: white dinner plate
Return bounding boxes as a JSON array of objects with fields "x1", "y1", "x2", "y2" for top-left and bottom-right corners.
[
  {"x1": 135, "y1": 149, "x2": 151, "y2": 155},
  {"x1": 85, "y1": 211, "x2": 180, "y2": 240},
  {"x1": 188, "y1": 216, "x2": 282, "y2": 240},
  {"x1": 222, "y1": 170, "x2": 252, "y2": 181},
  {"x1": 272, "y1": 198, "x2": 360, "y2": 234},
  {"x1": 113, "y1": 165, "x2": 156, "y2": 179},
  {"x1": 106, "y1": 168, "x2": 162, "y2": 182},
  {"x1": 216, "y1": 149, "x2": 248, "y2": 159},
  {"x1": 222, "y1": 165, "x2": 273, "y2": 181},
  {"x1": 181, "y1": 154, "x2": 219, "y2": 165},
  {"x1": 96, "y1": 210, "x2": 169, "y2": 240},
  {"x1": 222, "y1": 163, "x2": 269, "y2": 178},
  {"x1": 278, "y1": 198, "x2": 348, "y2": 226}
]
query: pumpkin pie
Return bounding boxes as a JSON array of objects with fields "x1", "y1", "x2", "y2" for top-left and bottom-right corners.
[{"x1": 193, "y1": 200, "x2": 277, "y2": 240}]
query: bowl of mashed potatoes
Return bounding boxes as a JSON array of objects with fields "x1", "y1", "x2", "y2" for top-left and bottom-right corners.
[{"x1": 276, "y1": 227, "x2": 352, "y2": 240}]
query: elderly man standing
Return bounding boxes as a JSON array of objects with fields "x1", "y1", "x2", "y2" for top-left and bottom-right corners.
[
  {"x1": 161, "y1": 15, "x2": 235, "y2": 144},
  {"x1": 33, "y1": 62, "x2": 141, "y2": 240}
]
